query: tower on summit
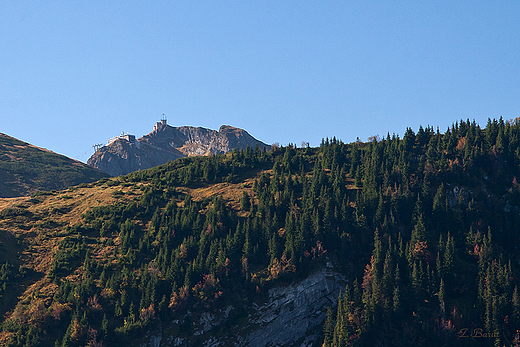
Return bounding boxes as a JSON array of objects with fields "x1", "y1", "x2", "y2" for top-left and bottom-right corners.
[{"x1": 154, "y1": 114, "x2": 168, "y2": 131}]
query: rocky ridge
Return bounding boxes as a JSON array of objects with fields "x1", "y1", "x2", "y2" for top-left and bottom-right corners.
[{"x1": 87, "y1": 121, "x2": 269, "y2": 176}]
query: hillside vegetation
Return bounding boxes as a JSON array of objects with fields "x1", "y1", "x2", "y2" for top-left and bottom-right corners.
[
  {"x1": 0, "y1": 118, "x2": 520, "y2": 346},
  {"x1": 0, "y1": 134, "x2": 109, "y2": 198}
]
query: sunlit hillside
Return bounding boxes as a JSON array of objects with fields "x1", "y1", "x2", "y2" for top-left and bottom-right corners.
[{"x1": 1, "y1": 119, "x2": 520, "y2": 346}]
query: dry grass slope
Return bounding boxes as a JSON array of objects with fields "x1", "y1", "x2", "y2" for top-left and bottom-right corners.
[{"x1": 0, "y1": 179, "x2": 143, "y2": 314}]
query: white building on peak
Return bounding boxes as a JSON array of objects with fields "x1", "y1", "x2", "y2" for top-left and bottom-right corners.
[{"x1": 108, "y1": 132, "x2": 136, "y2": 145}]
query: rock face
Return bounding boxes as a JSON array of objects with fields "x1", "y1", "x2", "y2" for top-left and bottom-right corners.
[
  {"x1": 87, "y1": 121, "x2": 269, "y2": 176},
  {"x1": 244, "y1": 268, "x2": 345, "y2": 347},
  {"x1": 135, "y1": 266, "x2": 346, "y2": 347}
]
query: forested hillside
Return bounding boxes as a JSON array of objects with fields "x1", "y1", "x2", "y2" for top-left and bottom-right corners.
[{"x1": 1, "y1": 118, "x2": 520, "y2": 346}]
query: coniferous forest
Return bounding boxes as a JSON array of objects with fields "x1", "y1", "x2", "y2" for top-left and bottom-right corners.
[{"x1": 2, "y1": 118, "x2": 520, "y2": 346}]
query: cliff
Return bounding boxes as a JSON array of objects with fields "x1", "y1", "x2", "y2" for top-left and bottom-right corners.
[
  {"x1": 137, "y1": 266, "x2": 346, "y2": 347},
  {"x1": 87, "y1": 122, "x2": 269, "y2": 176}
]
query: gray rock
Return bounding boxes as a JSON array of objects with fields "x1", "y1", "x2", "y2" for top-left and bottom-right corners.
[
  {"x1": 87, "y1": 122, "x2": 269, "y2": 176},
  {"x1": 139, "y1": 333, "x2": 162, "y2": 347},
  {"x1": 134, "y1": 267, "x2": 345, "y2": 347},
  {"x1": 244, "y1": 268, "x2": 345, "y2": 347}
]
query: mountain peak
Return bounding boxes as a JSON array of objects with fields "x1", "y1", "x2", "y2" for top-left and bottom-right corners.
[
  {"x1": 218, "y1": 124, "x2": 238, "y2": 131},
  {"x1": 87, "y1": 121, "x2": 269, "y2": 176}
]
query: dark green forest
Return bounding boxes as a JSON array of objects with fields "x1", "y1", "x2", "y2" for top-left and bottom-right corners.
[{"x1": 2, "y1": 118, "x2": 520, "y2": 346}]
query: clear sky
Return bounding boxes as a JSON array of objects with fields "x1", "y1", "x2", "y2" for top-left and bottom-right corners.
[{"x1": 1, "y1": 1, "x2": 519, "y2": 163}]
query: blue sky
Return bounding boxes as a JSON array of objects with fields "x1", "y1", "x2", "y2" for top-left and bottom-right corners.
[{"x1": 1, "y1": 1, "x2": 519, "y2": 162}]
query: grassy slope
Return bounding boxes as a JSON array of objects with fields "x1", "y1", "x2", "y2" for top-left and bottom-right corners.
[
  {"x1": 0, "y1": 133, "x2": 109, "y2": 198},
  {"x1": 0, "y1": 178, "x2": 147, "y2": 343},
  {"x1": 0, "y1": 170, "x2": 262, "y2": 329},
  {"x1": 0, "y1": 149, "x2": 335, "y2": 345}
]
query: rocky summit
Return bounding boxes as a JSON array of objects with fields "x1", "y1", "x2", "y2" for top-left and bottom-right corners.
[{"x1": 87, "y1": 120, "x2": 269, "y2": 176}]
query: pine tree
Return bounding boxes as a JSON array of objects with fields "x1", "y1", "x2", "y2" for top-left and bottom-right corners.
[
  {"x1": 439, "y1": 278, "x2": 445, "y2": 318},
  {"x1": 513, "y1": 286, "x2": 520, "y2": 327},
  {"x1": 412, "y1": 261, "x2": 424, "y2": 301},
  {"x1": 410, "y1": 213, "x2": 427, "y2": 247},
  {"x1": 242, "y1": 225, "x2": 251, "y2": 260},
  {"x1": 393, "y1": 285, "x2": 402, "y2": 316},
  {"x1": 268, "y1": 232, "x2": 278, "y2": 264},
  {"x1": 382, "y1": 251, "x2": 393, "y2": 297},
  {"x1": 432, "y1": 184, "x2": 447, "y2": 230},
  {"x1": 240, "y1": 191, "x2": 251, "y2": 211},
  {"x1": 443, "y1": 232, "x2": 454, "y2": 285},
  {"x1": 323, "y1": 307, "x2": 335, "y2": 347}
]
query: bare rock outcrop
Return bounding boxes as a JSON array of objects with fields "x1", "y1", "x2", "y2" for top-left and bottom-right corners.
[
  {"x1": 87, "y1": 121, "x2": 269, "y2": 176},
  {"x1": 136, "y1": 266, "x2": 345, "y2": 347},
  {"x1": 244, "y1": 267, "x2": 345, "y2": 347}
]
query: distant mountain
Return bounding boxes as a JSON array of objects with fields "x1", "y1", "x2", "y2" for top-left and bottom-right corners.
[
  {"x1": 0, "y1": 133, "x2": 109, "y2": 198},
  {"x1": 87, "y1": 121, "x2": 270, "y2": 176}
]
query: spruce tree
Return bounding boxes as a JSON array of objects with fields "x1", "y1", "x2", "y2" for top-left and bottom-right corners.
[{"x1": 323, "y1": 307, "x2": 335, "y2": 347}]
